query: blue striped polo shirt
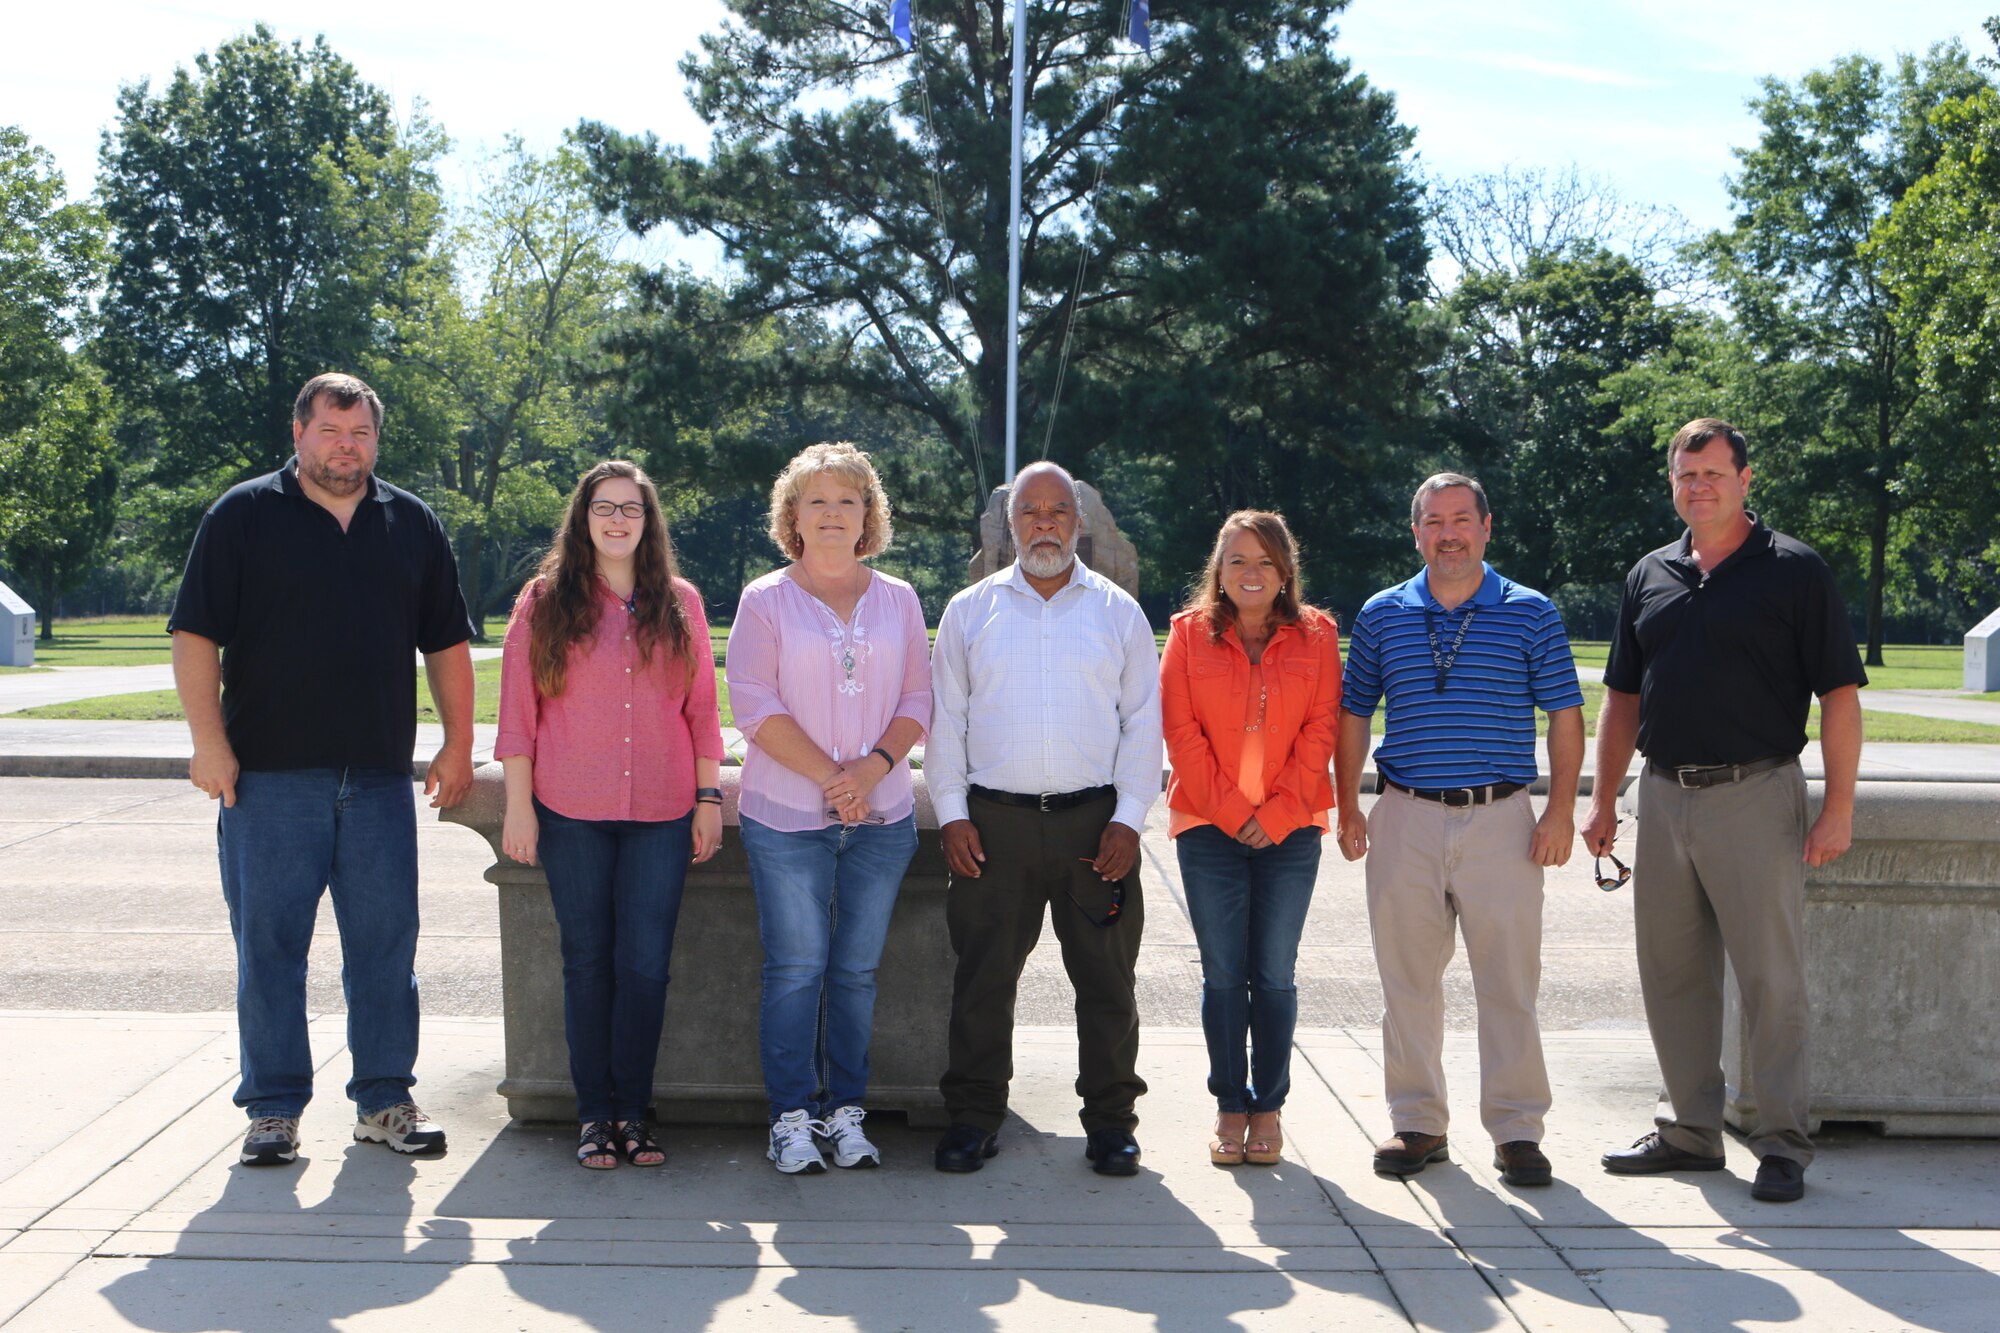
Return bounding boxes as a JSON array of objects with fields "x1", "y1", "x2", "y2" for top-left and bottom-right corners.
[{"x1": 1343, "y1": 564, "x2": 1584, "y2": 789}]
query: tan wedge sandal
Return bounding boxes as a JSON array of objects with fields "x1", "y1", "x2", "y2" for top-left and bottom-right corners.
[
  {"x1": 1210, "y1": 1112, "x2": 1248, "y2": 1166},
  {"x1": 1245, "y1": 1111, "x2": 1283, "y2": 1165}
]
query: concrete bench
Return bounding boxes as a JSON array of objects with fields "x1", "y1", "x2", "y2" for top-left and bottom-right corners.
[
  {"x1": 1722, "y1": 780, "x2": 2000, "y2": 1137},
  {"x1": 441, "y1": 764, "x2": 953, "y2": 1125}
]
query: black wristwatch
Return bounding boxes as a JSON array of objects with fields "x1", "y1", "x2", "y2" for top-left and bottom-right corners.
[
  {"x1": 695, "y1": 786, "x2": 723, "y2": 806},
  {"x1": 871, "y1": 747, "x2": 896, "y2": 772}
]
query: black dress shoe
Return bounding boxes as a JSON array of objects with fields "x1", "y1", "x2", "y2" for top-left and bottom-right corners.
[
  {"x1": 1750, "y1": 1154, "x2": 1806, "y2": 1202},
  {"x1": 1084, "y1": 1128, "x2": 1141, "y2": 1176},
  {"x1": 1601, "y1": 1131, "x2": 1726, "y2": 1175},
  {"x1": 934, "y1": 1122, "x2": 999, "y2": 1173}
]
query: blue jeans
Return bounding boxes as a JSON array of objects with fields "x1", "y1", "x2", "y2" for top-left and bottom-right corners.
[
  {"x1": 1176, "y1": 823, "x2": 1323, "y2": 1113},
  {"x1": 739, "y1": 813, "x2": 917, "y2": 1120},
  {"x1": 534, "y1": 800, "x2": 694, "y2": 1122},
  {"x1": 217, "y1": 767, "x2": 421, "y2": 1118}
]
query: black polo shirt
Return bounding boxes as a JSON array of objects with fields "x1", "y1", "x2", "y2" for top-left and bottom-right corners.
[
  {"x1": 168, "y1": 460, "x2": 472, "y2": 772},
  {"x1": 1603, "y1": 516, "x2": 1867, "y2": 767}
]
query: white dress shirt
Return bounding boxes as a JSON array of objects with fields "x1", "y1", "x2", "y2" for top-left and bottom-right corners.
[{"x1": 928, "y1": 558, "x2": 1163, "y2": 830}]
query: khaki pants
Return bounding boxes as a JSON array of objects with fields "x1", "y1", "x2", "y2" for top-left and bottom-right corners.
[
  {"x1": 1634, "y1": 762, "x2": 1811, "y2": 1165},
  {"x1": 1365, "y1": 786, "x2": 1549, "y2": 1144}
]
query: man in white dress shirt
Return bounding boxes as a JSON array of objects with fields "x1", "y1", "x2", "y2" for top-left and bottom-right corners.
[{"x1": 927, "y1": 462, "x2": 1164, "y2": 1177}]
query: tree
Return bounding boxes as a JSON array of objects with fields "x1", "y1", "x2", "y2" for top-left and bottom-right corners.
[
  {"x1": 1705, "y1": 43, "x2": 1989, "y2": 663},
  {"x1": 1870, "y1": 20, "x2": 2000, "y2": 618},
  {"x1": 0, "y1": 126, "x2": 104, "y2": 434},
  {"x1": 0, "y1": 370, "x2": 119, "y2": 638},
  {"x1": 1436, "y1": 242, "x2": 1682, "y2": 595},
  {"x1": 96, "y1": 25, "x2": 446, "y2": 557},
  {"x1": 578, "y1": 0, "x2": 1438, "y2": 562},
  {"x1": 386, "y1": 139, "x2": 628, "y2": 633},
  {"x1": 0, "y1": 126, "x2": 115, "y2": 636}
]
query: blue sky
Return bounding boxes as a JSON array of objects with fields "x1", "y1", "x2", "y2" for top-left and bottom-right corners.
[{"x1": 3, "y1": 1, "x2": 1990, "y2": 254}]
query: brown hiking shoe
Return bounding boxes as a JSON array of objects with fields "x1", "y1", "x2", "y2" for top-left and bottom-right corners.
[
  {"x1": 1373, "y1": 1130, "x2": 1449, "y2": 1178},
  {"x1": 1493, "y1": 1140, "x2": 1553, "y2": 1186}
]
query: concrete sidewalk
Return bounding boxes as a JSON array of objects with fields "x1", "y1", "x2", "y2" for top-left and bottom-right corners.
[{"x1": 0, "y1": 1012, "x2": 1995, "y2": 1331}]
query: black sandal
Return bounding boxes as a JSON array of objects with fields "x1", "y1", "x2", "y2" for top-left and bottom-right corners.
[
  {"x1": 619, "y1": 1118, "x2": 664, "y2": 1167},
  {"x1": 578, "y1": 1120, "x2": 619, "y2": 1170}
]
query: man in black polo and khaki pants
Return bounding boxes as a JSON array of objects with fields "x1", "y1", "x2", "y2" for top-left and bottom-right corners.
[{"x1": 1582, "y1": 418, "x2": 1865, "y2": 1204}]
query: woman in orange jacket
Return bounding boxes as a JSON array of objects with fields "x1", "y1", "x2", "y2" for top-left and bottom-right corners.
[{"x1": 1161, "y1": 511, "x2": 1345, "y2": 1167}]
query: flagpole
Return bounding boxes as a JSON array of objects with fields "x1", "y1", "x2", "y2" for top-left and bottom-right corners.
[{"x1": 1004, "y1": 0, "x2": 1027, "y2": 483}]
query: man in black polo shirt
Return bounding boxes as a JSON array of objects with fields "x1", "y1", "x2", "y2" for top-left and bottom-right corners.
[
  {"x1": 1582, "y1": 418, "x2": 1864, "y2": 1204},
  {"x1": 170, "y1": 373, "x2": 474, "y2": 1169}
]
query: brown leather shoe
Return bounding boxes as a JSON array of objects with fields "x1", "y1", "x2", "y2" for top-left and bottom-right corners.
[
  {"x1": 1373, "y1": 1130, "x2": 1449, "y2": 1178},
  {"x1": 1493, "y1": 1140, "x2": 1552, "y2": 1186}
]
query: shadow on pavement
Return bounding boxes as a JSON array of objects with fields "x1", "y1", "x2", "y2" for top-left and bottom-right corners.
[{"x1": 100, "y1": 1144, "x2": 470, "y2": 1333}]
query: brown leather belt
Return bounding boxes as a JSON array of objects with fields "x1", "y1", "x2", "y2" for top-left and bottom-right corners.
[{"x1": 1647, "y1": 755, "x2": 1795, "y2": 789}]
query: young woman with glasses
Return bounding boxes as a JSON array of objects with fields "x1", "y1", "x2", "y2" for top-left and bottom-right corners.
[
  {"x1": 495, "y1": 460, "x2": 725, "y2": 1169},
  {"x1": 724, "y1": 442, "x2": 931, "y2": 1174}
]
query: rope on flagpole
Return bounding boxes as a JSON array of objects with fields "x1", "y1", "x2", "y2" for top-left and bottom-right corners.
[
  {"x1": 904, "y1": 6, "x2": 988, "y2": 504},
  {"x1": 1038, "y1": 0, "x2": 1152, "y2": 460}
]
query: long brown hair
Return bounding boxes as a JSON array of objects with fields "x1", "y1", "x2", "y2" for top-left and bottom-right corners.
[
  {"x1": 528, "y1": 460, "x2": 696, "y2": 698},
  {"x1": 1185, "y1": 510, "x2": 1307, "y2": 642}
]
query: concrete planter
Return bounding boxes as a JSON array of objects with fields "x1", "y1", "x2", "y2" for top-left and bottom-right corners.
[
  {"x1": 441, "y1": 764, "x2": 953, "y2": 1125},
  {"x1": 1723, "y1": 780, "x2": 2000, "y2": 1137}
]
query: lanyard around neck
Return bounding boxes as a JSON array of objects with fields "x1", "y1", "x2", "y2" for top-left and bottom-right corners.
[{"x1": 1423, "y1": 604, "x2": 1477, "y2": 693}]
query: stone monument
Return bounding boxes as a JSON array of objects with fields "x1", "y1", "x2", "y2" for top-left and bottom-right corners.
[
  {"x1": 966, "y1": 479, "x2": 1140, "y2": 596},
  {"x1": 0, "y1": 583, "x2": 34, "y2": 668},
  {"x1": 1965, "y1": 607, "x2": 2000, "y2": 692}
]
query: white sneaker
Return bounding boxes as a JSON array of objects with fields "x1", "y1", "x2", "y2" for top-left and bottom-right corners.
[
  {"x1": 817, "y1": 1105, "x2": 881, "y2": 1168},
  {"x1": 767, "y1": 1109, "x2": 827, "y2": 1174},
  {"x1": 241, "y1": 1116, "x2": 300, "y2": 1166},
  {"x1": 354, "y1": 1101, "x2": 447, "y2": 1155}
]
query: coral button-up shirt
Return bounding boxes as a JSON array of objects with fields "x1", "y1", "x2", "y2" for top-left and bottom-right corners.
[
  {"x1": 494, "y1": 577, "x2": 727, "y2": 822},
  {"x1": 1161, "y1": 606, "x2": 1342, "y2": 843}
]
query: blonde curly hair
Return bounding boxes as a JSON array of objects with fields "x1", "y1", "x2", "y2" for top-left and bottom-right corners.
[{"x1": 767, "y1": 442, "x2": 894, "y2": 560}]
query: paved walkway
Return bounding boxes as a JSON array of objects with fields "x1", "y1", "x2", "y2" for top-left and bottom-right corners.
[{"x1": 1, "y1": 1013, "x2": 1995, "y2": 1330}]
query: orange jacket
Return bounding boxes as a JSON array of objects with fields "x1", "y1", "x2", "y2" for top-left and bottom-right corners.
[{"x1": 1161, "y1": 606, "x2": 1343, "y2": 843}]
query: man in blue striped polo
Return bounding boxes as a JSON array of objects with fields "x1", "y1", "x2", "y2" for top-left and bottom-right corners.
[{"x1": 1335, "y1": 473, "x2": 1585, "y2": 1187}]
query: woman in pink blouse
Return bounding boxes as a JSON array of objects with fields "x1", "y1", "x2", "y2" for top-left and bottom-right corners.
[
  {"x1": 495, "y1": 460, "x2": 725, "y2": 1170},
  {"x1": 725, "y1": 442, "x2": 931, "y2": 1175}
]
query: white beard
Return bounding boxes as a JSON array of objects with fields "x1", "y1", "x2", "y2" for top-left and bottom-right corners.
[{"x1": 1018, "y1": 535, "x2": 1076, "y2": 579}]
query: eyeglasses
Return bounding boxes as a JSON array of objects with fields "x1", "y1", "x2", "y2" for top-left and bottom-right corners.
[
  {"x1": 824, "y1": 807, "x2": 887, "y2": 826},
  {"x1": 589, "y1": 500, "x2": 646, "y2": 519},
  {"x1": 1594, "y1": 851, "x2": 1632, "y2": 892},
  {"x1": 1066, "y1": 878, "x2": 1125, "y2": 928}
]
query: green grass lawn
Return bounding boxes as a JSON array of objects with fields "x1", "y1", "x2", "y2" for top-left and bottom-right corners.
[
  {"x1": 18, "y1": 668, "x2": 1989, "y2": 742},
  {"x1": 10, "y1": 617, "x2": 176, "y2": 666}
]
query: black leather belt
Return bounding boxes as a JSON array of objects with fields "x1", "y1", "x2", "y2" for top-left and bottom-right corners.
[
  {"x1": 970, "y1": 784, "x2": 1115, "y2": 813},
  {"x1": 1380, "y1": 777, "x2": 1526, "y2": 808},
  {"x1": 1648, "y1": 755, "x2": 1796, "y2": 789}
]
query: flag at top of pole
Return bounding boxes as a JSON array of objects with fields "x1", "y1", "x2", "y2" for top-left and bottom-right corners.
[
  {"x1": 1129, "y1": 0, "x2": 1151, "y2": 50},
  {"x1": 890, "y1": 0, "x2": 913, "y2": 48}
]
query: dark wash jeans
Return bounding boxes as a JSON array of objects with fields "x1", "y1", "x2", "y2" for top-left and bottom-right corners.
[
  {"x1": 1175, "y1": 823, "x2": 1322, "y2": 1113},
  {"x1": 533, "y1": 799, "x2": 694, "y2": 1123},
  {"x1": 217, "y1": 767, "x2": 421, "y2": 1118}
]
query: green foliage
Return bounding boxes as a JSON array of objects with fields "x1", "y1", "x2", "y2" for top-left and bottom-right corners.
[
  {"x1": 579, "y1": 0, "x2": 1440, "y2": 594},
  {"x1": 0, "y1": 370, "x2": 120, "y2": 638},
  {"x1": 0, "y1": 127, "x2": 105, "y2": 437},
  {"x1": 1440, "y1": 242, "x2": 1682, "y2": 592},
  {"x1": 95, "y1": 24, "x2": 447, "y2": 559},
  {"x1": 1869, "y1": 20, "x2": 2000, "y2": 607},
  {"x1": 384, "y1": 138, "x2": 627, "y2": 630},
  {"x1": 1701, "y1": 42, "x2": 1991, "y2": 661},
  {"x1": 0, "y1": 127, "x2": 116, "y2": 636}
]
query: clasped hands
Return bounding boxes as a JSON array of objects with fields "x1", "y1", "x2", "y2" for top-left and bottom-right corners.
[{"x1": 820, "y1": 752, "x2": 891, "y2": 825}]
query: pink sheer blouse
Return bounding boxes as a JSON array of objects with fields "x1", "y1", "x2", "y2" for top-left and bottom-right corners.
[{"x1": 724, "y1": 568, "x2": 932, "y2": 832}]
